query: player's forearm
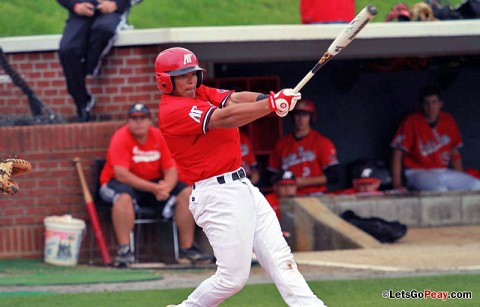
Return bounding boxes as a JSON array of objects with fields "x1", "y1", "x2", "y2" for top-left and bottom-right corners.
[
  {"x1": 391, "y1": 149, "x2": 404, "y2": 188},
  {"x1": 296, "y1": 175, "x2": 327, "y2": 188},
  {"x1": 160, "y1": 167, "x2": 178, "y2": 194},
  {"x1": 209, "y1": 100, "x2": 271, "y2": 128},
  {"x1": 114, "y1": 166, "x2": 158, "y2": 193},
  {"x1": 228, "y1": 92, "x2": 262, "y2": 105}
]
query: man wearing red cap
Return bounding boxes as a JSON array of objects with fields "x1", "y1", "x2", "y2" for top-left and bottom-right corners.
[
  {"x1": 99, "y1": 103, "x2": 211, "y2": 266},
  {"x1": 265, "y1": 170, "x2": 297, "y2": 221},
  {"x1": 155, "y1": 47, "x2": 326, "y2": 307},
  {"x1": 268, "y1": 99, "x2": 340, "y2": 196}
]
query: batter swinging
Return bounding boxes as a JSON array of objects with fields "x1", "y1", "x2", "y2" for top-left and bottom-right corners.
[{"x1": 156, "y1": 47, "x2": 326, "y2": 306}]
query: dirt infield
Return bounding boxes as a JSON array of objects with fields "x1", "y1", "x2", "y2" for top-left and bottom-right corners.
[{"x1": 0, "y1": 225, "x2": 478, "y2": 294}]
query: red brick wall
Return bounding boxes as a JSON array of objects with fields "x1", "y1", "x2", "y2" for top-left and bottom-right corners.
[
  {"x1": 0, "y1": 121, "x2": 122, "y2": 261},
  {"x1": 0, "y1": 46, "x2": 162, "y2": 122}
]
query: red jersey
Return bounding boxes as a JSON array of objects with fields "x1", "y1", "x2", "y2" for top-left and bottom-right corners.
[
  {"x1": 158, "y1": 85, "x2": 240, "y2": 184},
  {"x1": 265, "y1": 193, "x2": 281, "y2": 221},
  {"x1": 240, "y1": 132, "x2": 257, "y2": 177},
  {"x1": 390, "y1": 111, "x2": 462, "y2": 169},
  {"x1": 100, "y1": 125, "x2": 176, "y2": 185},
  {"x1": 300, "y1": 0, "x2": 355, "y2": 24},
  {"x1": 268, "y1": 130, "x2": 339, "y2": 195}
]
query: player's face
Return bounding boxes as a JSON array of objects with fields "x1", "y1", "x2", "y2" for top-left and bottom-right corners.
[
  {"x1": 422, "y1": 94, "x2": 443, "y2": 123},
  {"x1": 293, "y1": 111, "x2": 311, "y2": 129},
  {"x1": 274, "y1": 183, "x2": 297, "y2": 198},
  {"x1": 353, "y1": 179, "x2": 380, "y2": 193},
  {"x1": 172, "y1": 72, "x2": 197, "y2": 98},
  {"x1": 127, "y1": 115, "x2": 151, "y2": 138}
]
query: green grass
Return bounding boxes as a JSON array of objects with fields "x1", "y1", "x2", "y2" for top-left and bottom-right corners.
[
  {"x1": 0, "y1": 259, "x2": 163, "y2": 286},
  {"x1": 0, "y1": 273, "x2": 477, "y2": 306},
  {"x1": 0, "y1": 0, "x2": 466, "y2": 38}
]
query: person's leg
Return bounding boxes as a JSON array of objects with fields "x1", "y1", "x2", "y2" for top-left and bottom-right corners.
[
  {"x1": 173, "y1": 186, "x2": 195, "y2": 249},
  {"x1": 405, "y1": 169, "x2": 447, "y2": 191},
  {"x1": 111, "y1": 193, "x2": 135, "y2": 245},
  {"x1": 87, "y1": 12, "x2": 124, "y2": 76},
  {"x1": 248, "y1": 181, "x2": 327, "y2": 306},
  {"x1": 441, "y1": 169, "x2": 480, "y2": 191},
  {"x1": 99, "y1": 180, "x2": 137, "y2": 264},
  {"x1": 177, "y1": 181, "x2": 255, "y2": 306},
  {"x1": 58, "y1": 15, "x2": 91, "y2": 120}
]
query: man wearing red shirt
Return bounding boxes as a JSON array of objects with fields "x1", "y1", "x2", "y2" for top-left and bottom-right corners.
[
  {"x1": 300, "y1": 0, "x2": 355, "y2": 24},
  {"x1": 156, "y1": 47, "x2": 326, "y2": 306},
  {"x1": 268, "y1": 99, "x2": 340, "y2": 196},
  {"x1": 265, "y1": 170, "x2": 298, "y2": 221},
  {"x1": 391, "y1": 85, "x2": 480, "y2": 191},
  {"x1": 99, "y1": 103, "x2": 211, "y2": 266},
  {"x1": 240, "y1": 131, "x2": 260, "y2": 185}
]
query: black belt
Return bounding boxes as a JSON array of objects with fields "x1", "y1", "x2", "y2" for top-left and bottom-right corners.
[
  {"x1": 216, "y1": 168, "x2": 246, "y2": 184},
  {"x1": 193, "y1": 168, "x2": 246, "y2": 190}
]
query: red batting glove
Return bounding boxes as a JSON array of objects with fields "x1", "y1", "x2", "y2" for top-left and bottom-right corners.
[{"x1": 268, "y1": 89, "x2": 301, "y2": 117}]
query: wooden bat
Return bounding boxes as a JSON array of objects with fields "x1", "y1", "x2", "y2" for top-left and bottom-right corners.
[
  {"x1": 293, "y1": 5, "x2": 378, "y2": 93},
  {"x1": 73, "y1": 157, "x2": 112, "y2": 265}
]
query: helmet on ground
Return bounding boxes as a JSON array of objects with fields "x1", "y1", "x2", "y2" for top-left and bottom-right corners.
[{"x1": 155, "y1": 47, "x2": 205, "y2": 94}]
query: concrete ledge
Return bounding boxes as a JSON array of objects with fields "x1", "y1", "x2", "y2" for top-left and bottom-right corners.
[
  {"x1": 2, "y1": 20, "x2": 480, "y2": 60},
  {"x1": 309, "y1": 191, "x2": 480, "y2": 227},
  {"x1": 282, "y1": 197, "x2": 381, "y2": 252}
]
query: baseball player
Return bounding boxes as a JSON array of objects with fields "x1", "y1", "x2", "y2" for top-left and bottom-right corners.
[
  {"x1": 240, "y1": 131, "x2": 260, "y2": 185},
  {"x1": 265, "y1": 170, "x2": 297, "y2": 222},
  {"x1": 268, "y1": 99, "x2": 340, "y2": 196},
  {"x1": 156, "y1": 47, "x2": 326, "y2": 306},
  {"x1": 390, "y1": 84, "x2": 480, "y2": 191},
  {"x1": 99, "y1": 103, "x2": 211, "y2": 266}
]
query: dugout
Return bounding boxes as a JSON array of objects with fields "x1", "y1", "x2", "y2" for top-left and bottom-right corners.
[{"x1": 1, "y1": 20, "x2": 480, "y2": 260}]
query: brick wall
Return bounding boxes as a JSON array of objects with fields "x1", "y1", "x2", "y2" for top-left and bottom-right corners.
[
  {"x1": 0, "y1": 46, "x2": 162, "y2": 122},
  {"x1": 0, "y1": 121, "x2": 122, "y2": 261}
]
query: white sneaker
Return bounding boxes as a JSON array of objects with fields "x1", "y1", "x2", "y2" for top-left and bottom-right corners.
[{"x1": 85, "y1": 96, "x2": 96, "y2": 112}]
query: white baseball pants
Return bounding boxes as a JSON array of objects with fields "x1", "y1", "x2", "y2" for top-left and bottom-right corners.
[
  {"x1": 405, "y1": 168, "x2": 480, "y2": 191},
  {"x1": 177, "y1": 168, "x2": 326, "y2": 306}
]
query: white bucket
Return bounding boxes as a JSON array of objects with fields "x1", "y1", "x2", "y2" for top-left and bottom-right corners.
[{"x1": 43, "y1": 215, "x2": 86, "y2": 266}]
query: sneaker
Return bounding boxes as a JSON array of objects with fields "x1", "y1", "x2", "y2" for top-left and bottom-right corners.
[
  {"x1": 76, "y1": 107, "x2": 91, "y2": 123},
  {"x1": 115, "y1": 245, "x2": 134, "y2": 267},
  {"x1": 85, "y1": 96, "x2": 96, "y2": 112},
  {"x1": 178, "y1": 244, "x2": 214, "y2": 265}
]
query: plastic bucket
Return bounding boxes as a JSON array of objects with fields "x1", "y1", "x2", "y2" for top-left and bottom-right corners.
[{"x1": 44, "y1": 215, "x2": 86, "y2": 266}]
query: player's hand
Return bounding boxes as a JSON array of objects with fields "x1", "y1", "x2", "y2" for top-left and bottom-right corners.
[
  {"x1": 97, "y1": 0, "x2": 118, "y2": 14},
  {"x1": 74, "y1": 2, "x2": 95, "y2": 16},
  {"x1": 268, "y1": 89, "x2": 301, "y2": 117}
]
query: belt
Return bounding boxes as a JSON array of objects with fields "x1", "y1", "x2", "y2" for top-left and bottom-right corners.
[
  {"x1": 193, "y1": 168, "x2": 246, "y2": 190},
  {"x1": 216, "y1": 168, "x2": 246, "y2": 184}
]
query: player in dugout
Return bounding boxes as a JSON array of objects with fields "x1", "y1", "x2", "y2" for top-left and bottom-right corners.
[
  {"x1": 390, "y1": 84, "x2": 480, "y2": 192},
  {"x1": 268, "y1": 99, "x2": 341, "y2": 196},
  {"x1": 155, "y1": 47, "x2": 327, "y2": 306},
  {"x1": 98, "y1": 103, "x2": 212, "y2": 266}
]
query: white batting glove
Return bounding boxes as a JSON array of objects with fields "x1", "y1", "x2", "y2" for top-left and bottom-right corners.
[{"x1": 268, "y1": 89, "x2": 301, "y2": 117}]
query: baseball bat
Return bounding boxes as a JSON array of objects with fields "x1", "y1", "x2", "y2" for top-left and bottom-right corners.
[
  {"x1": 293, "y1": 5, "x2": 378, "y2": 93},
  {"x1": 73, "y1": 157, "x2": 112, "y2": 265}
]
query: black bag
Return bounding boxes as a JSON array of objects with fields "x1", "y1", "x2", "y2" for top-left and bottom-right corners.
[{"x1": 341, "y1": 210, "x2": 408, "y2": 243}]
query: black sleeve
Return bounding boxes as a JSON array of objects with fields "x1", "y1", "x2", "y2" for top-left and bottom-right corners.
[
  {"x1": 115, "y1": 0, "x2": 132, "y2": 14},
  {"x1": 324, "y1": 164, "x2": 341, "y2": 185}
]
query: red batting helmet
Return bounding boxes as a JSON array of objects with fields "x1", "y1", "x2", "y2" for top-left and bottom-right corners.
[
  {"x1": 293, "y1": 99, "x2": 315, "y2": 113},
  {"x1": 292, "y1": 99, "x2": 316, "y2": 122},
  {"x1": 155, "y1": 47, "x2": 205, "y2": 94}
]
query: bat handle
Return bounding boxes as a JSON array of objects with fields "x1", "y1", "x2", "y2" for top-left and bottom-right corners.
[{"x1": 293, "y1": 72, "x2": 314, "y2": 94}]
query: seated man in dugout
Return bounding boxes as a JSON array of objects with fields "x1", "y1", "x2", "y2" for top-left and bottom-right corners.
[
  {"x1": 390, "y1": 84, "x2": 480, "y2": 192},
  {"x1": 99, "y1": 103, "x2": 212, "y2": 266},
  {"x1": 268, "y1": 99, "x2": 341, "y2": 196}
]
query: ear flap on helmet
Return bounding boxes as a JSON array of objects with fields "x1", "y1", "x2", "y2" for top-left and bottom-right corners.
[
  {"x1": 156, "y1": 73, "x2": 174, "y2": 94},
  {"x1": 196, "y1": 70, "x2": 203, "y2": 88}
]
